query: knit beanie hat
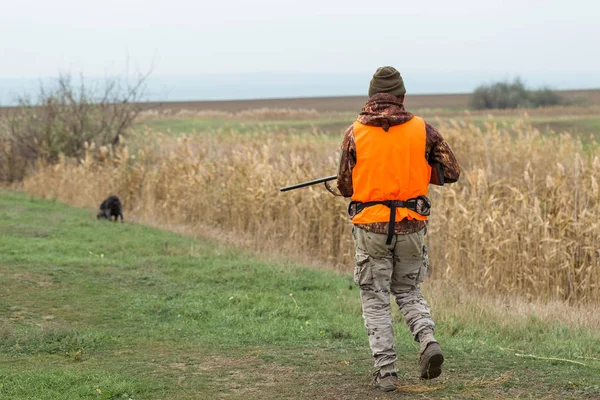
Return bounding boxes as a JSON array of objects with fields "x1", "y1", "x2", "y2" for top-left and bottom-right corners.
[{"x1": 368, "y1": 66, "x2": 406, "y2": 98}]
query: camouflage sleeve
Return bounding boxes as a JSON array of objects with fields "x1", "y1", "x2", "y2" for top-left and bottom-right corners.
[
  {"x1": 336, "y1": 124, "x2": 356, "y2": 197},
  {"x1": 425, "y1": 121, "x2": 461, "y2": 183}
]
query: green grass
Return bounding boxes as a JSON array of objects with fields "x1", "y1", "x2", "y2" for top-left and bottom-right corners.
[
  {"x1": 1, "y1": 191, "x2": 600, "y2": 399},
  {"x1": 138, "y1": 117, "x2": 353, "y2": 137},
  {"x1": 531, "y1": 116, "x2": 600, "y2": 138},
  {"x1": 138, "y1": 111, "x2": 600, "y2": 147}
]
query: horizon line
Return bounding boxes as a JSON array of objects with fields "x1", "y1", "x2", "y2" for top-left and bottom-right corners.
[{"x1": 139, "y1": 87, "x2": 600, "y2": 104}]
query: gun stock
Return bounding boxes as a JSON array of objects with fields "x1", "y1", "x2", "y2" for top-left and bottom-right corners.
[{"x1": 430, "y1": 162, "x2": 445, "y2": 186}]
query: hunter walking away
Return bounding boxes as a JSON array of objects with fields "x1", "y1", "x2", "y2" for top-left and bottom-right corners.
[{"x1": 332, "y1": 66, "x2": 460, "y2": 391}]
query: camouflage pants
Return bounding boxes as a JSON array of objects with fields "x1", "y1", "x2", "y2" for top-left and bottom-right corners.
[{"x1": 353, "y1": 226, "x2": 434, "y2": 368}]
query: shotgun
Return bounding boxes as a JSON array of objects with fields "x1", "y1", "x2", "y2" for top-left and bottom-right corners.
[
  {"x1": 279, "y1": 175, "x2": 338, "y2": 192},
  {"x1": 279, "y1": 162, "x2": 445, "y2": 193}
]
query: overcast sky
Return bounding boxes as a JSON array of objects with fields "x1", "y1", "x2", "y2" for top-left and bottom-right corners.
[{"x1": 1, "y1": 0, "x2": 599, "y2": 99}]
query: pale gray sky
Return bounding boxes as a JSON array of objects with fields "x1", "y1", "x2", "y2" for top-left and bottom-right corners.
[{"x1": 1, "y1": 0, "x2": 599, "y2": 100}]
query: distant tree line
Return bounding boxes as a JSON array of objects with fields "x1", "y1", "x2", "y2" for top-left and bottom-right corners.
[{"x1": 470, "y1": 78, "x2": 564, "y2": 110}]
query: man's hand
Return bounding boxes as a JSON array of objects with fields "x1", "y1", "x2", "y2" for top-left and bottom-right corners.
[{"x1": 324, "y1": 181, "x2": 343, "y2": 196}]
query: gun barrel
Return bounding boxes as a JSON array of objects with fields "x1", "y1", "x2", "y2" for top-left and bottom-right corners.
[{"x1": 280, "y1": 175, "x2": 338, "y2": 192}]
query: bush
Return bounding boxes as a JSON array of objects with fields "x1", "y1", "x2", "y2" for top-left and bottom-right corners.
[
  {"x1": 470, "y1": 79, "x2": 563, "y2": 110},
  {"x1": 528, "y1": 87, "x2": 563, "y2": 107},
  {"x1": 0, "y1": 74, "x2": 147, "y2": 182}
]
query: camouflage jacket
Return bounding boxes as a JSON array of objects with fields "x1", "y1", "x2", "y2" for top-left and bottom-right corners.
[{"x1": 336, "y1": 93, "x2": 461, "y2": 235}]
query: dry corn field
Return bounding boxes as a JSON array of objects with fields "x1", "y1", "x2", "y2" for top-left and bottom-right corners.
[{"x1": 22, "y1": 112, "x2": 600, "y2": 303}]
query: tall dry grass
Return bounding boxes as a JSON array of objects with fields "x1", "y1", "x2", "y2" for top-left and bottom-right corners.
[{"x1": 22, "y1": 117, "x2": 600, "y2": 303}]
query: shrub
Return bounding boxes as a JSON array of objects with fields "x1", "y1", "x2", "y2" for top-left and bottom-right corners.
[
  {"x1": 0, "y1": 74, "x2": 147, "y2": 182},
  {"x1": 470, "y1": 79, "x2": 563, "y2": 110},
  {"x1": 529, "y1": 87, "x2": 564, "y2": 107}
]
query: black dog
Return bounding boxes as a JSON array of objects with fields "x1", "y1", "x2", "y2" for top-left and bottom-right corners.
[{"x1": 97, "y1": 195, "x2": 124, "y2": 222}]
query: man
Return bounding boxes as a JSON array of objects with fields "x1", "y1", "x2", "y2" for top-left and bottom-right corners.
[{"x1": 333, "y1": 66, "x2": 460, "y2": 391}]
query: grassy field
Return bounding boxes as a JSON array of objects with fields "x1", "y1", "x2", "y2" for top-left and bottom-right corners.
[
  {"x1": 2, "y1": 191, "x2": 600, "y2": 399},
  {"x1": 136, "y1": 104, "x2": 600, "y2": 140},
  {"x1": 22, "y1": 104, "x2": 600, "y2": 303}
]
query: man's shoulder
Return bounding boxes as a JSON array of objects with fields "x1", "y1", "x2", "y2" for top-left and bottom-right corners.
[
  {"x1": 344, "y1": 123, "x2": 355, "y2": 137},
  {"x1": 410, "y1": 115, "x2": 425, "y2": 124}
]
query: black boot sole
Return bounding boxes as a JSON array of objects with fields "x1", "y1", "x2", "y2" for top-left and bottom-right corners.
[{"x1": 421, "y1": 352, "x2": 444, "y2": 380}]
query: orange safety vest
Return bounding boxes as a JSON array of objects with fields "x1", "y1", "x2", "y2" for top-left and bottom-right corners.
[{"x1": 351, "y1": 116, "x2": 431, "y2": 225}]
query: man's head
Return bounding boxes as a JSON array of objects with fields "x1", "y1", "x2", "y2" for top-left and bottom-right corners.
[{"x1": 369, "y1": 66, "x2": 406, "y2": 101}]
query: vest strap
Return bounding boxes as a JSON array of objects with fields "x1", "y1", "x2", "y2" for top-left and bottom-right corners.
[{"x1": 348, "y1": 196, "x2": 431, "y2": 245}]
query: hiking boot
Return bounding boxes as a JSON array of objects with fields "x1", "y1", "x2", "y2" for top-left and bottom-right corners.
[
  {"x1": 372, "y1": 371, "x2": 398, "y2": 392},
  {"x1": 419, "y1": 341, "x2": 444, "y2": 379}
]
